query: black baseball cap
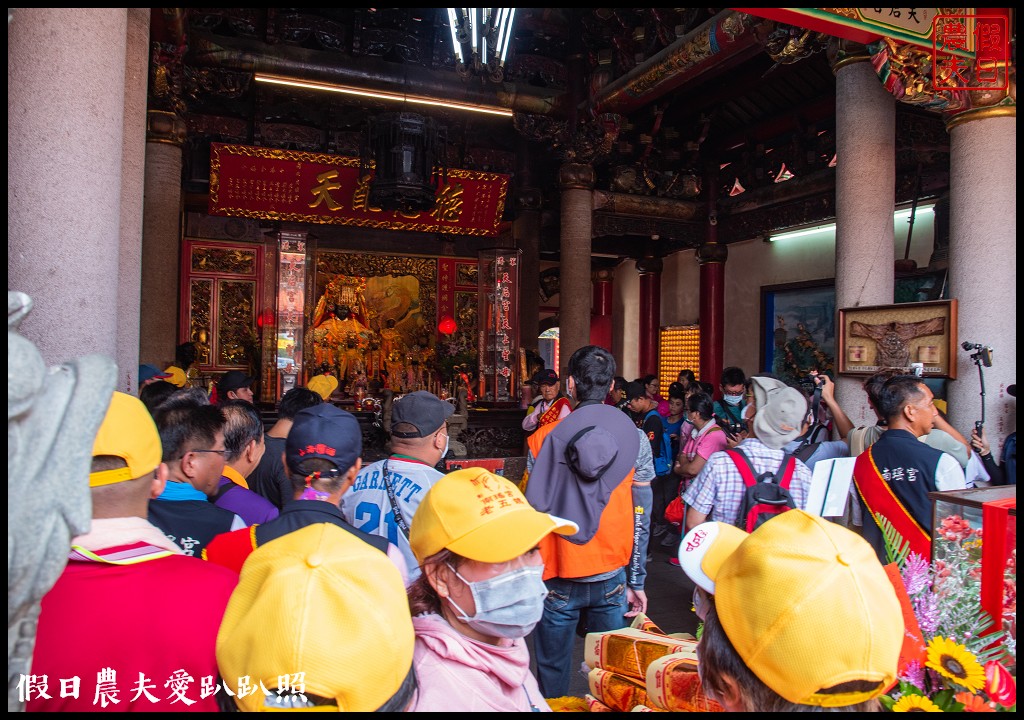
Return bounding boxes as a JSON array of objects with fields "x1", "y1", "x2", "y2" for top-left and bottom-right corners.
[
  {"x1": 217, "y1": 370, "x2": 255, "y2": 394},
  {"x1": 390, "y1": 391, "x2": 455, "y2": 438},
  {"x1": 625, "y1": 381, "x2": 647, "y2": 401},
  {"x1": 285, "y1": 404, "x2": 362, "y2": 474},
  {"x1": 531, "y1": 369, "x2": 559, "y2": 386}
]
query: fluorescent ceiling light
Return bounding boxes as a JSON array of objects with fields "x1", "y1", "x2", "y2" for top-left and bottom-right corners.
[
  {"x1": 448, "y1": 7, "x2": 518, "y2": 81},
  {"x1": 894, "y1": 203, "x2": 935, "y2": 221},
  {"x1": 767, "y1": 222, "x2": 835, "y2": 242},
  {"x1": 253, "y1": 73, "x2": 513, "y2": 117},
  {"x1": 768, "y1": 203, "x2": 936, "y2": 242}
]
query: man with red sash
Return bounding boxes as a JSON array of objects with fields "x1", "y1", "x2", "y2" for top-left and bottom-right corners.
[
  {"x1": 523, "y1": 345, "x2": 653, "y2": 699},
  {"x1": 853, "y1": 375, "x2": 965, "y2": 562},
  {"x1": 522, "y1": 368, "x2": 572, "y2": 433}
]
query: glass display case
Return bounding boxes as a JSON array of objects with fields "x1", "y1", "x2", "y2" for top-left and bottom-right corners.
[
  {"x1": 929, "y1": 486, "x2": 1016, "y2": 641},
  {"x1": 477, "y1": 248, "x2": 520, "y2": 406},
  {"x1": 274, "y1": 232, "x2": 307, "y2": 400}
]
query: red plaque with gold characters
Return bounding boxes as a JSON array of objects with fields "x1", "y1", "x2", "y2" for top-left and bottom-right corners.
[{"x1": 209, "y1": 143, "x2": 509, "y2": 237}]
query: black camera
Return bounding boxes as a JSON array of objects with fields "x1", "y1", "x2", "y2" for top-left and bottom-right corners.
[
  {"x1": 797, "y1": 373, "x2": 825, "y2": 393},
  {"x1": 962, "y1": 341, "x2": 993, "y2": 368},
  {"x1": 715, "y1": 413, "x2": 747, "y2": 439}
]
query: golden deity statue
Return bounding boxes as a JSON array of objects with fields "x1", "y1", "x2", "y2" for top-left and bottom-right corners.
[{"x1": 311, "y1": 304, "x2": 374, "y2": 381}]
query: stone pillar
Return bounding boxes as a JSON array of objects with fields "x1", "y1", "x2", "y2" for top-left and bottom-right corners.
[
  {"x1": 636, "y1": 256, "x2": 663, "y2": 376},
  {"x1": 697, "y1": 243, "x2": 727, "y2": 398},
  {"x1": 116, "y1": 8, "x2": 151, "y2": 393},
  {"x1": 945, "y1": 109, "x2": 1016, "y2": 453},
  {"x1": 140, "y1": 112, "x2": 187, "y2": 368},
  {"x1": 9, "y1": 9, "x2": 129, "y2": 365},
  {"x1": 590, "y1": 268, "x2": 614, "y2": 351},
  {"x1": 558, "y1": 163, "x2": 595, "y2": 379},
  {"x1": 831, "y1": 48, "x2": 896, "y2": 424}
]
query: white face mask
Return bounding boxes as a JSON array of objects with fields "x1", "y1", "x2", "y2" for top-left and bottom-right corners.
[
  {"x1": 723, "y1": 393, "x2": 743, "y2": 406},
  {"x1": 445, "y1": 564, "x2": 547, "y2": 639}
]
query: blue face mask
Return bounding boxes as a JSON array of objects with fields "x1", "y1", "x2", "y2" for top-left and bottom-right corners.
[
  {"x1": 723, "y1": 393, "x2": 744, "y2": 406},
  {"x1": 445, "y1": 563, "x2": 547, "y2": 639},
  {"x1": 441, "y1": 432, "x2": 450, "y2": 459}
]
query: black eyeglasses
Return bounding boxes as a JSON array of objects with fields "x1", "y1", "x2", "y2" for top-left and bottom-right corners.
[{"x1": 189, "y1": 449, "x2": 230, "y2": 457}]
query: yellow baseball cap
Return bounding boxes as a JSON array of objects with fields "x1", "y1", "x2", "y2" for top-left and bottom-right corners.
[
  {"x1": 216, "y1": 523, "x2": 414, "y2": 712},
  {"x1": 306, "y1": 374, "x2": 338, "y2": 401},
  {"x1": 89, "y1": 391, "x2": 163, "y2": 487},
  {"x1": 678, "y1": 511, "x2": 903, "y2": 707},
  {"x1": 410, "y1": 467, "x2": 579, "y2": 565}
]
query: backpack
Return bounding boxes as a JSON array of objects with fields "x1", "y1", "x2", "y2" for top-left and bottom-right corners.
[
  {"x1": 726, "y1": 448, "x2": 797, "y2": 532},
  {"x1": 791, "y1": 424, "x2": 830, "y2": 463},
  {"x1": 644, "y1": 409, "x2": 673, "y2": 476}
]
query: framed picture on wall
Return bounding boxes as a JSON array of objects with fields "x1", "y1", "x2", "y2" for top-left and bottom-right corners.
[
  {"x1": 760, "y1": 280, "x2": 837, "y2": 387},
  {"x1": 837, "y1": 299, "x2": 958, "y2": 378}
]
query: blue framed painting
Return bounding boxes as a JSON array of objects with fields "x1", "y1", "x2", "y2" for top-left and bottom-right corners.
[{"x1": 761, "y1": 280, "x2": 836, "y2": 386}]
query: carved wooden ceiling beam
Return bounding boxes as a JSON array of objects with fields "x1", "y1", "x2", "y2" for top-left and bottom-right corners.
[{"x1": 587, "y1": 10, "x2": 769, "y2": 115}]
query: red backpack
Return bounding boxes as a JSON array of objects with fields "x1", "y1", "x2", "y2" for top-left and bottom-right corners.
[{"x1": 726, "y1": 449, "x2": 797, "y2": 532}]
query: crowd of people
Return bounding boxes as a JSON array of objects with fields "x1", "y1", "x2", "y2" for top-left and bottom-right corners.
[{"x1": 20, "y1": 345, "x2": 1015, "y2": 712}]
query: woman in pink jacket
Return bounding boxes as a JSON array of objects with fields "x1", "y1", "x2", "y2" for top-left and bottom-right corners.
[{"x1": 406, "y1": 467, "x2": 577, "y2": 711}]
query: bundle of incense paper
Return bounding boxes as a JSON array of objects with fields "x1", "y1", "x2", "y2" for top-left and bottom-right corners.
[
  {"x1": 629, "y1": 612, "x2": 665, "y2": 635},
  {"x1": 585, "y1": 693, "x2": 615, "y2": 712},
  {"x1": 584, "y1": 627, "x2": 697, "y2": 682},
  {"x1": 588, "y1": 668, "x2": 664, "y2": 712},
  {"x1": 645, "y1": 652, "x2": 724, "y2": 712}
]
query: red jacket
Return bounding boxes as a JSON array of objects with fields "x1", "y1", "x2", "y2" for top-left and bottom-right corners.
[{"x1": 28, "y1": 550, "x2": 238, "y2": 712}]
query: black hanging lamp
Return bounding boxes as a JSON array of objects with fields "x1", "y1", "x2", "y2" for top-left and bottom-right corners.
[{"x1": 360, "y1": 112, "x2": 447, "y2": 214}]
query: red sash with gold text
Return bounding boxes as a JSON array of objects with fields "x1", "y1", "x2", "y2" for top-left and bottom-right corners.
[
  {"x1": 853, "y1": 448, "x2": 931, "y2": 558},
  {"x1": 538, "y1": 397, "x2": 571, "y2": 428}
]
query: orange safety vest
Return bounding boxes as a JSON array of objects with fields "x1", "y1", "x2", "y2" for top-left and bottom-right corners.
[
  {"x1": 519, "y1": 417, "x2": 563, "y2": 493},
  {"x1": 538, "y1": 467, "x2": 635, "y2": 581},
  {"x1": 524, "y1": 414, "x2": 636, "y2": 580}
]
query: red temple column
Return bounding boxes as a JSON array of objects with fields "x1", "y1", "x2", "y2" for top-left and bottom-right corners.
[
  {"x1": 590, "y1": 268, "x2": 613, "y2": 350},
  {"x1": 697, "y1": 242, "x2": 727, "y2": 399},
  {"x1": 636, "y1": 256, "x2": 663, "y2": 377}
]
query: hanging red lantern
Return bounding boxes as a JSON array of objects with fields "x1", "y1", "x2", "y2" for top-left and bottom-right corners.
[
  {"x1": 256, "y1": 309, "x2": 276, "y2": 328},
  {"x1": 438, "y1": 315, "x2": 457, "y2": 335}
]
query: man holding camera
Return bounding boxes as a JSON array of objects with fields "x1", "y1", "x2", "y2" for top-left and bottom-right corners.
[
  {"x1": 711, "y1": 366, "x2": 749, "y2": 444},
  {"x1": 782, "y1": 372, "x2": 855, "y2": 470}
]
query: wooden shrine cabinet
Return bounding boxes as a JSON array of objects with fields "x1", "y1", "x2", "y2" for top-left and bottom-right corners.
[{"x1": 180, "y1": 238, "x2": 268, "y2": 393}]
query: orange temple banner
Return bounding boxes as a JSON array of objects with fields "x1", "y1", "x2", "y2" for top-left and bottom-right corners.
[{"x1": 209, "y1": 143, "x2": 509, "y2": 236}]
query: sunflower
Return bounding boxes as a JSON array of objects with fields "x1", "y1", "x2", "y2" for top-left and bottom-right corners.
[
  {"x1": 926, "y1": 637, "x2": 986, "y2": 693},
  {"x1": 892, "y1": 694, "x2": 943, "y2": 712}
]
